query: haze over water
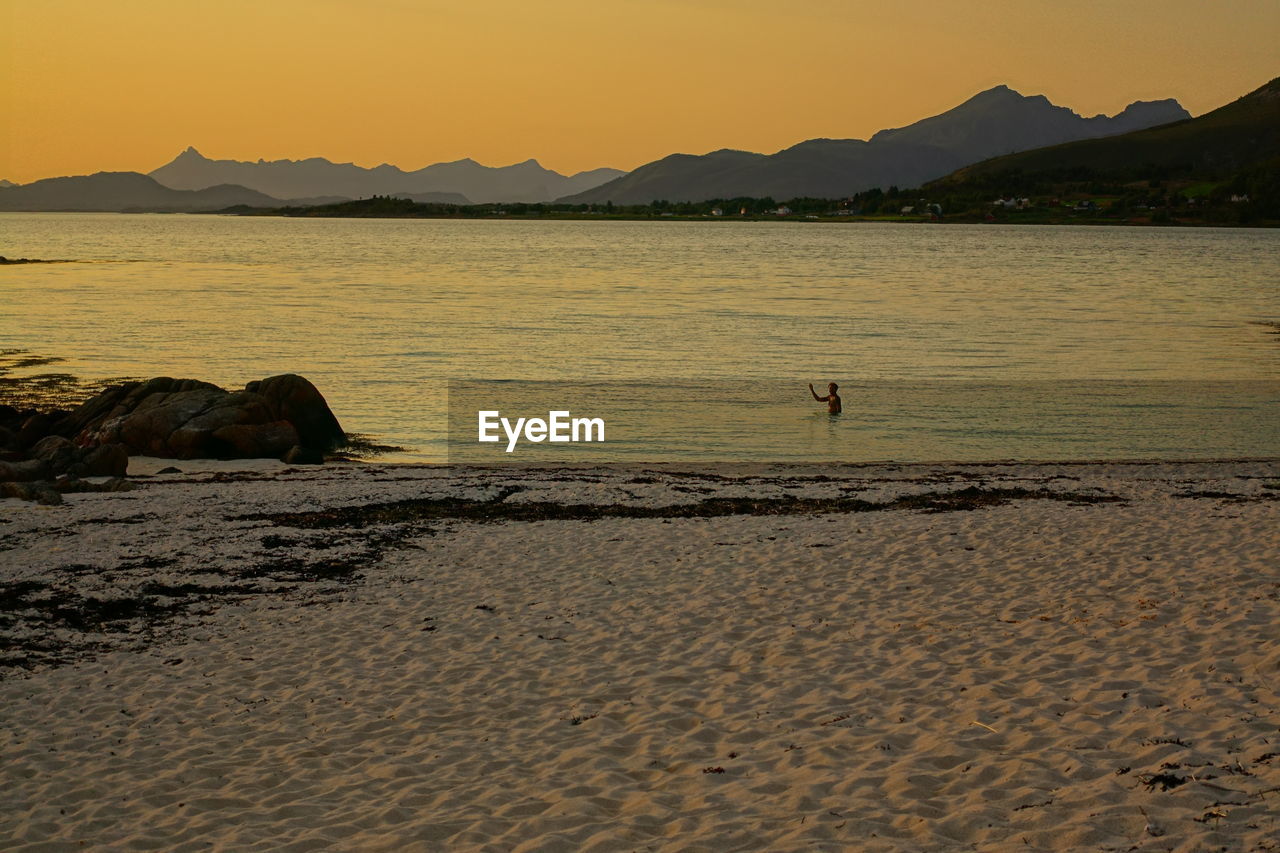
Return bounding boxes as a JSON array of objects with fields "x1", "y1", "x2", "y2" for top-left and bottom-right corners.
[{"x1": 2, "y1": 213, "x2": 1277, "y2": 461}]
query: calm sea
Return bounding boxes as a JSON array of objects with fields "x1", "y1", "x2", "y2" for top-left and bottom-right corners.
[{"x1": 2, "y1": 213, "x2": 1277, "y2": 462}]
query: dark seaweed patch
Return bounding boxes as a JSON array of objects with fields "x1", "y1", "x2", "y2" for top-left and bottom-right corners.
[
  {"x1": 1139, "y1": 771, "x2": 1189, "y2": 791},
  {"x1": 1, "y1": 539, "x2": 377, "y2": 675},
  {"x1": 242, "y1": 485, "x2": 1122, "y2": 530},
  {"x1": 1174, "y1": 489, "x2": 1279, "y2": 502}
]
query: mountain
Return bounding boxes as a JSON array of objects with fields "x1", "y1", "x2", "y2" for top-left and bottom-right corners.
[
  {"x1": 0, "y1": 172, "x2": 286, "y2": 212},
  {"x1": 556, "y1": 167, "x2": 633, "y2": 198},
  {"x1": 933, "y1": 76, "x2": 1280, "y2": 184},
  {"x1": 559, "y1": 86, "x2": 1190, "y2": 203},
  {"x1": 149, "y1": 148, "x2": 626, "y2": 204},
  {"x1": 0, "y1": 179, "x2": 14, "y2": 188},
  {"x1": 390, "y1": 191, "x2": 474, "y2": 205}
]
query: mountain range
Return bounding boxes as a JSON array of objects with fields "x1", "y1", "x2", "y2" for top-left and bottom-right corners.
[
  {"x1": 148, "y1": 148, "x2": 626, "y2": 205},
  {"x1": 0, "y1": 172, "x2": 292, "y2": 213},
  {"x1": 558, "y1": 87, "x2": 1190, "y2": 203},
  {"x1": 934, "y1": 76, "x2": 1280, "y2": 185},
  {"x1": 0, "y1": 83, "x2": 1200, "y2": 212},
  {"x1": 0, "y1": 153, "x2": 626, "y2": 212}
]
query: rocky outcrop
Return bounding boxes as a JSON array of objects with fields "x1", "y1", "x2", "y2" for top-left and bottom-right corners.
[
  {"x1": 245, "y1": 374, "x2": 345, "y2": 452},
  {"x1": 68, "y1": 374, "x2": 345, "y2": 460},
  {"x1": 0, "y1": 428, "x2": 132, "y2": 505},
  {"x1": 0, "y1": 476, "x2": 135, "y2": 506},
  {"x1": 0, "y1": 374, "x2": 344, "y2": 502},
  {"x1": 0, "y1": 436, "x2": 129, "y2": 480}
]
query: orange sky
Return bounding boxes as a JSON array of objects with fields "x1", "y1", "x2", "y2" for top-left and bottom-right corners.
[{"x1": 2, "y1": 0, "x2": 1277, "y2": 183}]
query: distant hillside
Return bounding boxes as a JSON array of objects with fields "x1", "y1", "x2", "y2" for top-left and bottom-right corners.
[
  {"x1": 149, "y1": 148, "x2": 625, "y2": 204},
  {"x1": 0, "y1": 172, "x2": 286, "y2": 212},
  {"x1": 559, "y1": 86, "x2": 1188, "y2": 204},
  {"x1": 248, "y1": 196, "x2": 474, "y2": 218},
  {"x1": 391, "y1": 191, "x2": 474, "y2": 205},
  {"x1": 870, "y1": 87, "x2": 1188, "y2": 163},
  {"x1": 934, "y1": 76, "x2": 1280, "y2": 185},
  {"x1": 0, "y1": 179, "x2": 14, "y2": 189}
]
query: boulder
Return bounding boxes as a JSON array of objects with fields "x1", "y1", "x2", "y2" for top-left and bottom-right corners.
[
  {"x1": 0, "y1": 458, "x2": 50, "y2": 482},
  {"x1": 61, "y1": 374, "x2": 344, "y2": 461},
  {"x1": 282, "y1": 444, "x2": 325, "y2": 465},
  {"x1": 53, "y1": 475, "x2": 136, "y2": 495},
  {"x1": 60, "y1": 378, "x2": 222, "y2": 436},
  {"x1": 106, "y1": 388, "x2": 228, "y2": 454},
  {"x1": 211, "y1": 421, "x2": 299, "y2": 458},
  {"x1": 19, "y1": 436, "x2": 131, "y2": 478},
  {"x1": 0, "y1": 481, "x2": 62, "y2": 505},
  {"x1": 17, "y1": 412, "x2": 60, "y2": 448},
  {"x1": 31, "y1": 435, "x2": 77, "y2": 464},
  {"x1": 80, "y1": 443, "x2": 129, "y2": 477},
  {"x1": 246, "y1": 375, "x2": 345, "y2": 451}
]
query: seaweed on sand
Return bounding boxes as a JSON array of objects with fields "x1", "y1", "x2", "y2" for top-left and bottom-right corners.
[{"x1": 243, "y1": 484, "x2": 1122, "y2": 530}]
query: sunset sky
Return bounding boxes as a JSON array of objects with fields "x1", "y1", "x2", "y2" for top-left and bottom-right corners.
[{"x1": 2, "y1": 0, "x2": 1277, "y2": 183}]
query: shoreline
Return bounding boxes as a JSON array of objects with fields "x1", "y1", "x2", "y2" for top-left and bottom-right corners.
[
  {"x1": 125, "y1": 453, "x2": 1280, "y2": 474},
  {"x1": 3, "y1": 210, "x2": 1276, "y2": 228},
  {"x1": 2, "y1": 457, "x2": 1277, "y2": 849},
  {"x1": 224, "y1": 211, "x2": 1280, "y2": 228}
]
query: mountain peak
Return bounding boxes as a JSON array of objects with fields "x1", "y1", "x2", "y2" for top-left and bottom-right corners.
[
  {"x1": 971, "y1": 84, "x2": 1024, "y2": 101},
  {"x1": 1115, "y1": 98, "x2": 1188, "y2": 117},
  {"x1": 177, "y1": 146, "x2": 207, "y2": 161}
]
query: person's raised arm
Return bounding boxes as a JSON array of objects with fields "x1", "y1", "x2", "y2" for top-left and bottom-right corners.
[{"x1": 809, "y1": 383, "x2": 825, "y2": 401}]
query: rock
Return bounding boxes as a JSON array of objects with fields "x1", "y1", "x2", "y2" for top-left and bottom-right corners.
[
  {"x1": 30, "y1": 435, "x2": 79, "y2": 473},
  {"x1": 52, "y1": 475, "x2": 136, "y2": 495},
  {"x1": 53, "y1": 474, "x2": 81, "y2": 490},
  {"x1": 0, "y1": 458, "x2": 51, "y2": 482},
  {"x1": 81, "y1": 443, "x2": 129, "y2": 477},
  {"x1": 61, "y1": 378, "x2": 222, "y2": 438},
  {"x1": 108, "y1": 388, "x2": 228, "y2": 455},
  {"x1": 156, "y1": 466, "x2": 182, "y2": 474},
  {"x1": 16, "y1": 412, "x2": 59, "y2": 448},
  {"x1": 211, "y1": 421, "x2": 299, "y2": 458},
  {"x1": 282, "y1": 444, "x2": 325, "y2": 465},
  {"x1": 0, "y1": 480, "x2": 62, "y2": 504},
  {"x1": 30, "y1": 435, "x2": 75, "y2": 458},
  {"x1": 64, "y1": 374, "x2": 345, "y2": 461},
  {"x1": 29, "y1": 434, "x2": 128, "y2": 477},
  {"x1": 246, "y1": 374, "x2": 345, "y2": 451}
]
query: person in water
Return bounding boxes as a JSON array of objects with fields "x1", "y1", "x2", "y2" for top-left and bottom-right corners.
[{"x1": 810, "y1": 382, "x2": 842, "y2": 414}]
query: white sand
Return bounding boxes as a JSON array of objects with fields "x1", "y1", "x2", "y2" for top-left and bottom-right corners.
[{"x1": 1, "y1": 460, "x2": 1278, "y2": 851}]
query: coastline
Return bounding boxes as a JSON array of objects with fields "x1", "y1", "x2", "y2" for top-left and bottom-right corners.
[
  {"x1": 2, "y1": 457, "x2": 1277, "y2": 849},
  {"x1": 216, "y1": 208, "x2": 1280, "y2": 228},
  {"x1": 4, "y1": 209, "x2": 1277, "y2": 227}
]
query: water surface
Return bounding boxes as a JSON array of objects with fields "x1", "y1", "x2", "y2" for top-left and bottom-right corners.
[{"x1": 2, "y1": 214, "x2": 1277, "y2": 461}]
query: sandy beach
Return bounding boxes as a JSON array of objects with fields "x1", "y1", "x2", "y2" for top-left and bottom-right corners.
[{"x1": 1, "y1": 459, "x2": 1277, "y2": 851}]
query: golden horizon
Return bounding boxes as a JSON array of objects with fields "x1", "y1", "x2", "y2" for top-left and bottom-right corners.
[{"x1": 2, "y1": 0, "x2": 1278, "y2": 183}]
